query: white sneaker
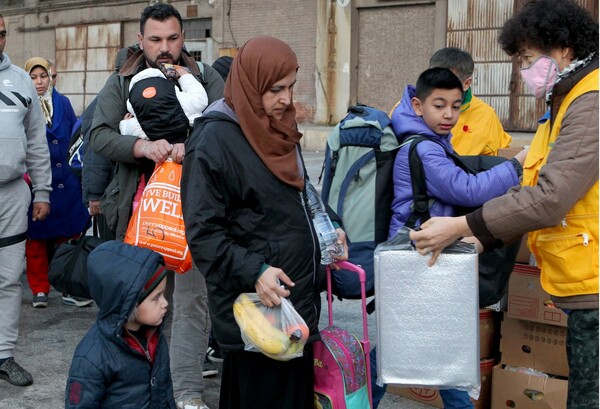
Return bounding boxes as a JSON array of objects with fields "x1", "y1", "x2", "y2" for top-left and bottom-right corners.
[{"x1": 176, "y1": 398, "x2": 210, "y2": 409}]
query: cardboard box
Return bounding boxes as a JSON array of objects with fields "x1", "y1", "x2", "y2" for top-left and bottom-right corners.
[
  {"x1": 497, "y1": 147, "x2": 524, "y2": 159},
  {"x1": 507, "y1": 265, "x2": 568, "y2": 327},
  {"x1": 388, "y1": 358, "x2": 497, "y2": 409},
  {"x1": 480, "y1": 309, "x2": 500, "y2": 360},
  {"x1": 500, "y1": 317, "x2": 569, "y2": 377},
  {"x1": 491, "y1": 364, "x2": 568, "y2": 409},
  {"x1": 509, "y1": 264, "x2": 567, "y2": 324}
]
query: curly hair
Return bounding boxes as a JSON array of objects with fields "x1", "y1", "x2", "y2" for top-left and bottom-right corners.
[{"x1": 498, "y1": 0, "x2": 598, "y2": 60}]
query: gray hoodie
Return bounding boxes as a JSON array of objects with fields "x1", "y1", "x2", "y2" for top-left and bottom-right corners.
[{"x1": 0, "y1": 53, "x2": 51, "y2": 203}]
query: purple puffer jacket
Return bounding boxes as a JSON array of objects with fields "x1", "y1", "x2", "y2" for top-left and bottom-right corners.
[{"x1": 388, "y1": 85, "x2": 519, "y2": 238}]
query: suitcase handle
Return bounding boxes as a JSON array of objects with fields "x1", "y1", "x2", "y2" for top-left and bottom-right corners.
[{"x1": 325, "y1": 261, "x2": 372, "y2": 408}]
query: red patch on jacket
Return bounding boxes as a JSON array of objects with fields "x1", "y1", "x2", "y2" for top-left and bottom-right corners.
[
  {"x1": 68, "y1": 380, "x2": 83, "y2": 405},
  {"x1": 463, "y1": 124, "x2": 470, "y2": 133}
]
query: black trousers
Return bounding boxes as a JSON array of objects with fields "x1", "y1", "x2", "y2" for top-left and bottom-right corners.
[{"x1": 219, "y1": 344, "x2": 314, "y2": 409}]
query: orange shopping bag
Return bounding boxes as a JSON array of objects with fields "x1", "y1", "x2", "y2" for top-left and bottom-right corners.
[{"x1": 124, "y1": 160, "x2": 192, "y2": 273}]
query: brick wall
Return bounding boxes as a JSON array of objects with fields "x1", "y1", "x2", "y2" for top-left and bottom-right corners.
[{"x1": 220, "y1": 1, "x2": 318, "y2": 122}]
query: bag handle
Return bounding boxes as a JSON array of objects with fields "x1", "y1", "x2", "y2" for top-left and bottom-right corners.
[{"x1": 61, "y1": 216, "x2": 95, "y2": 287}]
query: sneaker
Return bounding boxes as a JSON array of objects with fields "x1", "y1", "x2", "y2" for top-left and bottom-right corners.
[
  {"x1": 206, "y1": 346, "x2": 223, "y2": 363},
  {"x1": 0, "y1": 358, "x2": 33, "y2": 387},
  {"x1": 61, "y1": 294, "x2": 93, "y2": 307},
  {"x1": 32, "y1": 292, "x2": 48, "y2": 308},
  {"x1": 202, "y1": 357, "x2": 218, "y2": 378},
  {"x1": 176, "y1": 398, "x2": 210, "y2": 409}
]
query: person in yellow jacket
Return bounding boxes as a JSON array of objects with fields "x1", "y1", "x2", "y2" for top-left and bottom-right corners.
[
  {"x1": 429, "y1": 47, "x2": 512, "y2": 156},
  {"x1": 408, "y1": 1, "x2": 598, "y2": 408}
]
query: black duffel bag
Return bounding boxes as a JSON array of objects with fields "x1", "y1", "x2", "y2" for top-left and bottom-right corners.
[{"x1": 48, "y1": 218, "x2": 102, "y2": 299}]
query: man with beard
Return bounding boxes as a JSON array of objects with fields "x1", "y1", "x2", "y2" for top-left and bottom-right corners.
[{"x1": 89, "y1": 3, "x2": 224, "y2": 409}]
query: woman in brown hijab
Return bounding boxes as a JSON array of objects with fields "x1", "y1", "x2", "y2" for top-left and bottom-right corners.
[{"x1": 181, "y1": 36, "x2": 347, "y2": 409}]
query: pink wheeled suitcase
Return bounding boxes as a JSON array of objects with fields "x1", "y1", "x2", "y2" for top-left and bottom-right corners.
[{"x1": 313, "y1": 261, "x2": 373, "y2": 409}]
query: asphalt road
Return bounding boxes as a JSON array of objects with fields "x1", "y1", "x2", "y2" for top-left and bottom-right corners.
[{"x1": 0, "y1": 151, "x2": 430, "y2": 409}]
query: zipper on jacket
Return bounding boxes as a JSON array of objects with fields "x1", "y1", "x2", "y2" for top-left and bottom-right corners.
[
  {"x1": 561, "y1": 218, "x2": 567, "y2": 228},
  {"x1": 299, "y1": 190, "x2": 319, "y2": 285},
  {"x1": 581, "y1": 233, "x2": 589, "y2": 246}
]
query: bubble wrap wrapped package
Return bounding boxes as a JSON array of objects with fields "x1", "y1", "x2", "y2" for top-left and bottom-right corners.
[{"x1": 374, "y1": 229, "x2": 480, "y2": 395}]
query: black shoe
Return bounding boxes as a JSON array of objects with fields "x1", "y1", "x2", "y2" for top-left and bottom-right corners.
[
  {"x1": 206, "y1": 346, "x2": 224, "y2": 363},
  {"x1": 0, "y1": 358, "x2": 33, "y2": 386}
]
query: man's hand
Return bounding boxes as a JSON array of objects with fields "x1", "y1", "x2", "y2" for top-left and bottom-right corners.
[
  {"x1": 170, "y1": 143, "x2": 186, "y2": 164},
  {"x1": 32, "y1": 202, "x2": 50, "y2": 221},
  {"x1": 88, "y1": 200, "x2": 101, "y2": 216},
  {"x1": 255, "y1": 267, "x2": 294, "y2": 307},
  {"x1": 135, "y1": 139, "x2": 173, "y2": 163}
]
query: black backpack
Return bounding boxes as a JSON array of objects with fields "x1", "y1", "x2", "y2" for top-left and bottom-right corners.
[{"x1": 404, "y1": 136, "x2": 520, "y2": 307}]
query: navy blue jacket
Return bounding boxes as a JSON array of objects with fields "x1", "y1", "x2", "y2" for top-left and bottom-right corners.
[
  {"x1": 65, "y1": 241, "x2": 176, "y2": 409},
  {"x1": 27, "y1": 88, "x2": 89, "y2": 239}
]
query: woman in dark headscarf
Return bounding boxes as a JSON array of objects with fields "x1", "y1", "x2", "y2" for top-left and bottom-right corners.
[{"x1": 181, "y1": 36, "x2": 347, "y2": 409}]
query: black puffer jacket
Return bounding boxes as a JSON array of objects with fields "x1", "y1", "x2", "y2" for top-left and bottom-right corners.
[{"x1": 181, "y1": 108, "x2": 322, "y2": 351}]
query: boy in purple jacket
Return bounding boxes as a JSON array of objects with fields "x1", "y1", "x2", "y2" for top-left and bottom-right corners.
[{"x1": 371, "y1": 68, "x2": 527, "y2": 409}]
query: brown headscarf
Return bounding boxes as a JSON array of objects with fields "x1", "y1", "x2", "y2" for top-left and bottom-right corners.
[{"x1": 224, "y1": 36, "x2": 304, "y2": 191}]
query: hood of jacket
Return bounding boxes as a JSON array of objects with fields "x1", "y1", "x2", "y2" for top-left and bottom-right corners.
[
  {"x1": 390, "y1": 85, "x2": 454, "y2": 151},
  {"x1": 87, "y1": 241, "x2": 165, "y2": 342},
  {"x1": 0, "y1": 53, "x2": 11, "y2": 71}
]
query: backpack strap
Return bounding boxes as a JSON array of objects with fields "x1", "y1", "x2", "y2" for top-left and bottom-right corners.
[
  {"x1": 403, "y1": 136, "x2": 432, "y2": 229},
  {"x1": 195, "y1": 61, "x2": 207, "y2": 85}
]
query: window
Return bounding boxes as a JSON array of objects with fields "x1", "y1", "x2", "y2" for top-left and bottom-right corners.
[{"x1": 183, "y1": 18, "x2": 212, "y2": 40}]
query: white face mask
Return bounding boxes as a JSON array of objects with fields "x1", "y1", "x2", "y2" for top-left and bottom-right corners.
[{"x1": 519, "y1": 55, "x2": 559, "y2": 98}]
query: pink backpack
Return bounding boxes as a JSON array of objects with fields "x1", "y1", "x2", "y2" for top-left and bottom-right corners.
[
  {"x1": 314, "y1": 326, "x2": 370, "y2": 408},
  {"x1": 313, "y1": 261, "x2": 372, "y2": 408}
]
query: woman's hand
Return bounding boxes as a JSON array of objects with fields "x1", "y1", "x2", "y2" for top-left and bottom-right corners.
[
  {"x1": 328, "y1": 228, "x2": 349, "y2": 270},
  {"x1": 409, "y1": 216, "x2": 471, "y2": 266},
  {"x1": 255, "y1": 267, "x2": 295, "y2": 307}
]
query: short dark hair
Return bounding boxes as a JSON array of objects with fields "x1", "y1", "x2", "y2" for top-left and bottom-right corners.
[
  {"x1": 498, "y1": 0, "x2": 598, "y2": 60},
  {"x1": 140, "y1": 3, "x2": 183, "y2": 35},
  {"x1": 429, "y1": 47, "x2": 474, "y2": 82},
  {"x1": 415, "y1": 67, "x2": 464, "y2": 101}
]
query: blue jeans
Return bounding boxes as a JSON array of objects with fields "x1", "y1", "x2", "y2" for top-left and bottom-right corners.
[{"x1": 370, "y1": 347, "x2": 474, "y2": 409}]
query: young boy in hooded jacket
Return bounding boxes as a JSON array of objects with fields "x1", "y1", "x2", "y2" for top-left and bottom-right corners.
[{"x1": 65, "y1": 241, "x2": 175, "y2": 409}]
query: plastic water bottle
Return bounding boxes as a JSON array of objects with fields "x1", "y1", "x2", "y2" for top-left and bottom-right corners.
[{"x1": 305, "y1": 182, "x2": 344, "y2": 264}]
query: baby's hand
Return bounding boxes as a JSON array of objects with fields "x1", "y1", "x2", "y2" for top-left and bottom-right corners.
[
  {"x1": 174, "y1": 65, "x2": 191, "y2": 77},
  {"x1": 123, "y1": 112, "x2": 133, "y2": 120}
]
